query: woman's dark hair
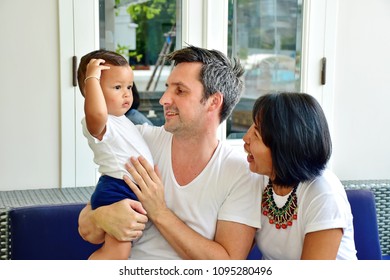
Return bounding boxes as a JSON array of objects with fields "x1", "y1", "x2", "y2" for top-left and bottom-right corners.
[
  {"x1": 130, "y1": 82, "x2": 140, "y2": 110},
  {"x1": 252, "y1": 92, "x2": 332, "y2": 186}
]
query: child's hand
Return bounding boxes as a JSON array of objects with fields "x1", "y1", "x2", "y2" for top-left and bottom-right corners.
[{"x1": 85, "y1": 58, "x2": 110, "y2": 80}]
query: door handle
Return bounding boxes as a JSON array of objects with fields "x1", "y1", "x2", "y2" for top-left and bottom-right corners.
[
  {"x1": 321, "y1": 57, "x2": 326, "y2": 85},
  {"x1": 72, "y1": 56, "x2": 77, "y2": 87}
]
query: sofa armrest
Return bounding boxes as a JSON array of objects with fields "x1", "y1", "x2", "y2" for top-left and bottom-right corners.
[{"x1": 8, "y1": 203, "x2": 101, "y2": 260}]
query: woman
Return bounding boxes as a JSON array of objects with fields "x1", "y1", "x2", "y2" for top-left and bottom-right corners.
[
  {"x1": 125, "y1": 82, "x2": 153, "y2": 125},
  {"x1": 243, "y1": 92, "x2": 357, "y2": 260}
]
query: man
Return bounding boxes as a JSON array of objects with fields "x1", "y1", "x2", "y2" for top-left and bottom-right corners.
[{"x1": 78, "y1": 46, "x2": 262, "y2": 259}]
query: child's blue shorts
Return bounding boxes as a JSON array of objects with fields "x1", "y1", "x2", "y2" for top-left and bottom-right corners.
[{"x1": 90, "y1": 175, "x2": 138, "y2": 210}]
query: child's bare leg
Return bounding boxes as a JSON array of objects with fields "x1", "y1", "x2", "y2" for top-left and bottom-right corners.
[{"x1": 88, "y1": 234, "x2": 131, "y2": 260}]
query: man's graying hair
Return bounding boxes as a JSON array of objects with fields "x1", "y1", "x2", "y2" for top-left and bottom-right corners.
[{"x1": 165, "y1": 45, "x2": 244, "y2": 123}]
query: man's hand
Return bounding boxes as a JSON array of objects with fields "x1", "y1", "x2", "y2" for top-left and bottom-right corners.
[
  {"x1": 97, "y1": 199, "x2": 148, "y2": 241},
  {"x1": 124, "y1": 156, "x2": 168, "y2": 221},
  {"x1": 78, "y1": 199, "x2": 148, "y2": 243}
]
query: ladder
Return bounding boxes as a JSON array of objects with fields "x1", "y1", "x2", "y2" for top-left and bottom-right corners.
[{"x1": 145, "y1": 25, "x2": 176, "y2": 92}]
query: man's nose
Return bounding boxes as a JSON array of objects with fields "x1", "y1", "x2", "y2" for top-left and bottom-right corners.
[{"x1": 159, "y1": 89, "x2": 172, "y2": 106}]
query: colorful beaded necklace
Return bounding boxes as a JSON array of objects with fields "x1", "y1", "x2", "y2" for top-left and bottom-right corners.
[{"x1": 262, "y1": 180, "x2": 298, "y2": 229}]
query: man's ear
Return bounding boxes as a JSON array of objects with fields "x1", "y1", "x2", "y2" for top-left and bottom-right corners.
[{"x1": 208, "y1": 92, "x2": 223, "y2": 112}]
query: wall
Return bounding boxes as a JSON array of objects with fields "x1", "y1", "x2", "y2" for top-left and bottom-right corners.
[
  {"x1": 0, "y1": 0, "x2": 60, "y2": 190},
  {"x1": 332, "y1": 0, "x2": 390, "y2": 180}
]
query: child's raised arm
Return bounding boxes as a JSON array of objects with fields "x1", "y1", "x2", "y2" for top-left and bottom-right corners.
[{"x1": 84, "y1": 58, "x2": 110, "y2": 140}]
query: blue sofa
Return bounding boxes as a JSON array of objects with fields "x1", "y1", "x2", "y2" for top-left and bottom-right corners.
[{"x1": 2, "y1": 189, "x2": 387, "y2": 260}]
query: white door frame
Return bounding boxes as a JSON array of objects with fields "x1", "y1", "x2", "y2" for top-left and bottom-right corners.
[{"x1": 59, "y1": 0, "x2": 99, "y2": 187}]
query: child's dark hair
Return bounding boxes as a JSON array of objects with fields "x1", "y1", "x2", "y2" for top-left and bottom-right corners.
[{"x1": 77, "y1": 50, "x2": 128, "y2": 96}]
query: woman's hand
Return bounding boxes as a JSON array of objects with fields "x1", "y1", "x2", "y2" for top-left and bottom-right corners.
[{"x1": 124, "y1": 156, "x2": 168, "y2": 221}]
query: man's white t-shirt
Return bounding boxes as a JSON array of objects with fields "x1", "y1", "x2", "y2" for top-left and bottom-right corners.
[{"x1": 131, "y1": 125, "x2": 262, "y2": 259}]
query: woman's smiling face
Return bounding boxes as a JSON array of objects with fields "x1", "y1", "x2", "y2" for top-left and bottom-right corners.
[{"x1": 243, "y1": 123, "x2": 273, "y2": 178}]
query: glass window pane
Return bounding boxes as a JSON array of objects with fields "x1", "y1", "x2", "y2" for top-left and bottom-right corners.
[
  {"x1": 227, "y1": 0, "x2": 303, "y2": 139},
  {"x1": 99, "y1": 0, "x2": 181, "y2": 126}
]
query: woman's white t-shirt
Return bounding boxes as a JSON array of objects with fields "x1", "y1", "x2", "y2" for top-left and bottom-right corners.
[{"x1": 255, "y1": 169, "x2": 357, "y2": 260}]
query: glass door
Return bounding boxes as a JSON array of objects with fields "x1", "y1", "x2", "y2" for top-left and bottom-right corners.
[
  {"x1": 99, "y1": 0, "x2": 182, "y2": 127},
  {"x1": 227, "y1": 0, "x2": 303, "y2": 139},
  {"x1": 60, "y1": 0, "x2": 332, "y2": 187}
]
